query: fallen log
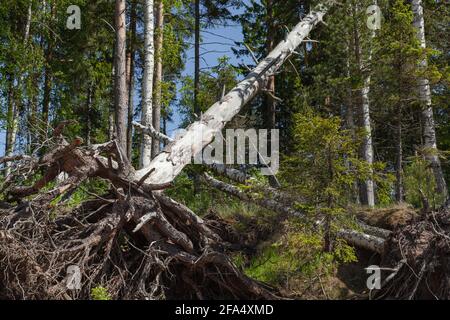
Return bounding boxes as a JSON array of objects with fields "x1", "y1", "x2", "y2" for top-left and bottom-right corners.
[
  {"x1": 202, "y1": 172, "x2": 389, "y2": 254},
  {"x1": 337, "y1": 229, "x2": 385, "y2": 254},
  {"x1": 135, "y1": 1, "x2": 334, "y2": 185},
  {"x1": 203, "y1": 172, "x2": 305, "y2": 219}
]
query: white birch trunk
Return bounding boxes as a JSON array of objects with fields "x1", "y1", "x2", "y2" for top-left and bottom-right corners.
[
  {"x1": 139, "y1": 0, "x2": 155, "y2": 168},
  {"x1": 136, "y1": 1, "x2": 334, "y2": 184},
  {"x1": 337, "y1": 229, "x2": 385, "y2": 254},
  {"x1": 411, "y1": 0, "x2": 447, "y2": 195},
  {"x1": 353, "y1": 2, "x2": 375, "y2": 208},
  {"x1": 361, "y1": 73, "x2": 375, "y2": 207}
]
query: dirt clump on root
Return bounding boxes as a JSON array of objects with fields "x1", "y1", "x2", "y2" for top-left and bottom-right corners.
[{"x1": 356, "y1": 204, "x2": 418, "y2": 230}]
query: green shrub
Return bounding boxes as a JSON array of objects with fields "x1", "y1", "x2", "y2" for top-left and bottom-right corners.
[
  {"x1": 91, "y1": 286, "x2": 111, "y2": 300},
  {"x1": 404, "y1": 156, "x2": 447, "y2": 208}
]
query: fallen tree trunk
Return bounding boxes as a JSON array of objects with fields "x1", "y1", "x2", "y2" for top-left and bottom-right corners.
[
  {"x1": 202, "y1": 172, "x2": 389, "y2": 253},
  {"x1": 337, "y1": 229, "x2": 385, "y2": 254},
  {"x1": 203, "y1": 173, "x2": 305, "y2": 219},
  {"x1": 135, "y1": 1, "x2": 334, "y2": 185}
]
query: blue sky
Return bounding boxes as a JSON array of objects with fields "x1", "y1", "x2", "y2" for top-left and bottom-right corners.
[{"x1": 167, "y1": 8, "x2": 252, "y2": 137}]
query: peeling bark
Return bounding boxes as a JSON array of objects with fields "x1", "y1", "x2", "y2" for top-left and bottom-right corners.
[{"x1": 114, "y1": 0, "x2": 129, "y2": 154}]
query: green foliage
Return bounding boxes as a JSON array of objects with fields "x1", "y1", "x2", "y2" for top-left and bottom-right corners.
[
  {"x1": 165, "y1": 171, "x2": 220, "y2": 214},
  {"x1": 244, "y1": 220, "x2": 356, "y2": 285},
  {"x1": 404, "y1": 155, "x2": 448, "y2": 208},
  {"x1": 65, "y1": 178, "x2": 110, "y2": 208},
  {"x1": 282, "y1": 111, "x2": 376, "y2": 207},
  {"x1": 91, "y1": 286, "x2": 111, "y2": 300},
  {"x1": 179, "y1": 56, "x2": 239, "y2": 124}
]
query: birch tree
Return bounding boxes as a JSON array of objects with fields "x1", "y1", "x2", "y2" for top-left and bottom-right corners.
[
  {"x1": 411, "y1": 0, "x2": 447, "y2": 196},
  {"x1": 352, "y1": 1, "x2": 375, "y2": 207},
  {"x1": 135, "y1": 0, "x2": 334, "y2": 185},
  {"x1": 139, "y1": 0, "x2": 155, "y2": 168}
]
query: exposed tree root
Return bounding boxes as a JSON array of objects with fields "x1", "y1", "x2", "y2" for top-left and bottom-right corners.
[
  {"x1": 0, "y1": 131, "x2": 279, "y2": 300},
  {"x1": 375, "y1": 206, "x2": 450, "y2": 299},
  {"x1": 1, "y1": 126, "x2": 449, "y2": 300}
]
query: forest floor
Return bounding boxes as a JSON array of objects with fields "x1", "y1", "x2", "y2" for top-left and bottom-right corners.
[
  {"x1": 213, "y1": 203, "x2": 419, "y2": 300},
  {"x1": 0, "y1": 135, "x2": 447, "y2": 300}
]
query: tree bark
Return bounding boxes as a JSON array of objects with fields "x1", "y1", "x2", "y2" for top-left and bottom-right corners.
[
  {"x1": 5, "y1": 75, "x2": 17, "y2": 173},
  {"x1": 345, "y1": 44, "x2": 361, "y2": 205},
  {"x1": 135, "y1": 1, "x2": 334, "y2": 185},
  {"x1": 139, "y1": 0, "x2": 155, "y2": 168},
  {"x1": 337, "y1": 229, "x2": 385, "y2": 254},
  {"x1": 127, "y1": 0, "x2": 137, "y2": 160},
  {"x1": 114, "y1": 0, "x2": 129, "y2": 156},
  {"x1": 85, "y1": 84, "x2": 94, "y2": 146},
  {"x1": 264, "y1": 0, "x2": 280, "y2": 188},
  {"x1": 395, "y1": 103, "x2": 404, "y2": 202},
  {"x1": 42, "y1": 2, "x2": 55, "y2": 137},
  {"x1": 194, "y1": 0, "x2": 201, "y2": 118},
  {"x1": 411, "y1": 0, "x2": 447, "y2": 196},
  {"x1": 152, "y1": 0, "x2": 164, "y2": 158},
  {"x1": 352, "y1": 3, "x2": 375, "y2": 207},
  {"x1": 264, "y1": 0, "x2": 276, "y2": 131}
]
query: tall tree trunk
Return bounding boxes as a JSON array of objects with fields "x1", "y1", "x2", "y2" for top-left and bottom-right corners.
[
  {"x1": 395, "y1": 103, "x2": 404, "y2": 202},
  {"x1": 135, "y1": 1, "x2": 334, "y2": 185},
  {"x1": 139, "y1": 0, "x2": 155, "y2": 168},
  {"x1": 194, "y1": 0, "x2": 201, "y2": 119},
  {"x1": 109, "y1": 63, "x2": 116, "y2": 141},
  {"x1": 28, "y1": 73, "x2": 39, "y2": 152},
  {"x1": 264, "y1": 0, "x2": 280, "y2": 187},
  {"x1": 42, "y1": 2, "x2": 55, "y2": 137},
  {"x1": 152, "y1": 0, "x2": 164, "y2": 158},
  {"x1": 85, "y1": 84, "x2": 94, "y2": 146},
  {"x1": 162, "y1": 116, "x2": 167, "y2": 146},
  {"x1": 411, "y1": 0, "x2": 447, "y2": 196},
  {"x1": 114, "y1": 0, "x2": 129, "y2": 155},
  {"x1": 127, "y1": 0, "x2": 137, "y2": 160},
  {"x1": 5, "y1": 74, "x2": 16, "y2": 172},
  {"x1": 352, "y1": 3, "x2": 375, "y2": 208},
  {"x1": 265, "y1": 0, "x2": 276, "y2": 130},
  {"x1": 345, "y1": 45, "x2": 360, "y2": 205}
]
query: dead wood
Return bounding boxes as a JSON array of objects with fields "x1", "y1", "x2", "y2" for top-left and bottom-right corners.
[
  {"x1": 0, "y1": 135, "x2": 279, "y2": 300},
  {"x1": 374, "y1": 206, "x2": 450, "y2": 299}
]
